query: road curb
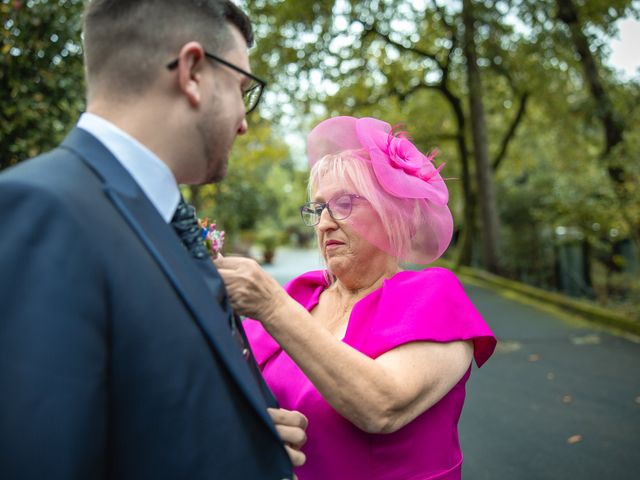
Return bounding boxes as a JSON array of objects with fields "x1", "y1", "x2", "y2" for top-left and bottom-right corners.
[{"x1": 408, "y1": 261, "x2": 640, "y2": 336}]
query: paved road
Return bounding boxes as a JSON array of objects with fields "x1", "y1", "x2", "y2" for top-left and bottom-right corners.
[
  {"x1": 262, "y1": 248, "x2": 640, "y2": 479},
  {"x1": 261, "y1": 247, "x2": 326, "y2": 284},
  {"x1": 460, "y1": 283, "x2": 640, "y2": 480}
]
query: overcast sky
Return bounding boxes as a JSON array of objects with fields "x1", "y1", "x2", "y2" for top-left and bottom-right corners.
[{"x1": 607, "y1": 17, "x2": 640, "y2": 80}]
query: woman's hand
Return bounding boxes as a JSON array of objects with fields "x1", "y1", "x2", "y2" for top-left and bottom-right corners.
[
  {"x1": 267, "y1": 407, "x2": 308, "y2": 468},
  {"x1": 213, "y1": 255, "x2": 288, "y2": 322}
]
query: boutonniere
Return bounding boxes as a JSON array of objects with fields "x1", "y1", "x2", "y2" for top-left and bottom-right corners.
[{"x1": 198, "y1": 217, "x2": 225, "y2": 259}]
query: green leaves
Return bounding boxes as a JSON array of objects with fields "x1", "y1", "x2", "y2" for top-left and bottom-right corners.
[
  {"x1": 1, "y1": 0, "x2": 85, "y2": 170},
  {"x1": 2, "y1": 0, "x2": 638, "y2": 309},
  {"x1": 188, "y1": 121, "x2": 308, "y2": 251}
]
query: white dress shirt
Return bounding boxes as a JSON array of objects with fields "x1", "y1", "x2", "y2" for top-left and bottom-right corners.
[{"x1": 77, "y1": 112, "x2": 181, "y2": 223}]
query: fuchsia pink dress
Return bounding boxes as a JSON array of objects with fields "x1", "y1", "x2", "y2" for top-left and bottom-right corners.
[{"x1": 244, "y1": 267, "x2": 496, "y2": 480}]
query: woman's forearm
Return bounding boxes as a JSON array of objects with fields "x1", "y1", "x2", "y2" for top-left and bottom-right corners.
[
  {"x1": 214, "y1": 256, "x2": 471, "y2": 433},
  {"x1": 261, "y1": 290, "x2": 462, "y2": 433}
]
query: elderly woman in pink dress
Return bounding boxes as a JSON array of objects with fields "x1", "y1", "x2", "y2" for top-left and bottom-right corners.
[{"x1": 215, "y1": 116, "x2": 496, "y2": 480}]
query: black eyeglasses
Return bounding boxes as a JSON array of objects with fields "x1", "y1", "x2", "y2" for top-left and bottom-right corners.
[
  {"x1": 166, "y1": 51, "x2": 266, "y2": 114},
  {"x1": 300, "y1": 194, "x2": 367, "y2": 227}
]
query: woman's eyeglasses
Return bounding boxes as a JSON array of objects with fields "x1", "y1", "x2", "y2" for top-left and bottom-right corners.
[{"x1": 300, "y1": 194, "x2": 366, "y2": 226}]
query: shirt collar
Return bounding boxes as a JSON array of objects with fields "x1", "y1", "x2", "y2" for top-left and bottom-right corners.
[{"x1": 77, "y1": 112, "x2": 180, "y2": 223}]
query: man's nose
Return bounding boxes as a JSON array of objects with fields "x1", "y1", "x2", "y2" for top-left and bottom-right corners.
[{"x1": 237, "y1": 118, "x2": 248, "y2": 135}]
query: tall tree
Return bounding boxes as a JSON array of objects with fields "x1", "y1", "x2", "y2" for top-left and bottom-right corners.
[
  {"x1": 554, "y1": 0, "x2": 638, "y2": 248},
  {"x1": 245, "y1": 0, "x2": 530, "y2": 266},
  {"x1": 462, "y1": 0, "x2": 501, "y2": 273}
]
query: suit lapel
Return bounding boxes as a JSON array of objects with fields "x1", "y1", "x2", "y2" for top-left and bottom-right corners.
[{"x1": 60, "y1": 128, "x2": 277, "y2": 433}]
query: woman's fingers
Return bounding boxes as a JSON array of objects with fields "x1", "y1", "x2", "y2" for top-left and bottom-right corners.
[
  {"x1": 268, "y1": 408, "x2": 309, "y2": 456},
  {"x1": 213, "y1": 257, "x2": 287, "y2": 321},
  {"x1": 284, "y1": 444, "x2": 306, "y2": 468}
]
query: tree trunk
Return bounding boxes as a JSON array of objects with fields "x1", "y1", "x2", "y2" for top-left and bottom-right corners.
[
  {"x1": 188, "y1": 185, "x2": 203, "y2": 211},
  {"x1": 555, "y1": 0, "x2": 640, "y2": 263},
  {"x1": 462, "y1": 0, "x2": 501, "y2": 273},
  {"x1": 442, "y1": 89, "x2": 475, "y2": 267},
  {"x1": 555, "y1": 0, "x2": 625, "y2": 173}
]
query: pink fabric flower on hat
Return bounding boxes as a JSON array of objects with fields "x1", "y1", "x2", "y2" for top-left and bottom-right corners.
[
  {"x1": 354, "y1": 118, "x2": 449, "y2": 205},
  {"x1": 387, "y1": 130, "x2": 445, "y2": 183},
  {"x1": 386, "y1": 133, "x2": 423, "y2": 174}
]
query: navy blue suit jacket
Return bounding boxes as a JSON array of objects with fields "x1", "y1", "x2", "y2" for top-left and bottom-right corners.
[{"x1": 0, "y1": 128, "x2": 292, "y2": 479}]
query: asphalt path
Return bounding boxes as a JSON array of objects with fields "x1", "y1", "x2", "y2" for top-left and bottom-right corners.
[
  {"x1": 262, "y1": 248, "x2": 640, "y2": 479},
  {"x1": 460, "y1": 282, "x2": 640, "y2": 480}
]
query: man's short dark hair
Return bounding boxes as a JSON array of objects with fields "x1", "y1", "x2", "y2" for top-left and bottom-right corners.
[{"x1": 83, "y1": 0, "x2": 253, "y2": 96}]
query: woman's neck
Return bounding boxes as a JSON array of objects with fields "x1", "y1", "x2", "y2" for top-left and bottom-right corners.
[{"x1": 331, "y1": 258, "x2": 400, "y2": 299}]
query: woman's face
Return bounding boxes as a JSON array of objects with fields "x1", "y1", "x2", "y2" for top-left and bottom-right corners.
[{"x1": 312, "y1": 176, "x2": 390, "y2": 276}]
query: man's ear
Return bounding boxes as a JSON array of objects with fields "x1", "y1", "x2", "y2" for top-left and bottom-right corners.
[{"x1": 175, "y1": 41, "x2": 207, "y2": 107}]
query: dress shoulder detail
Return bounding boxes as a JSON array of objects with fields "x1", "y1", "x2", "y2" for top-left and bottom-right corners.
[{"x1": 346, "y1": 267, "x2": 496, "y2": 366}]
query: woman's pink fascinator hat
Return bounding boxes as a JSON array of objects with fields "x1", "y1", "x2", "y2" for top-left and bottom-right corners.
[{"x1": 307, "y1": 116, "x2": 453, "y2": 264}]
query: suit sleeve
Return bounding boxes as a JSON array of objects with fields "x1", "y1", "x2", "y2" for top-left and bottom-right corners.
[{"x1": 0, "y1": 181, "x2": 108, "y2": 479}]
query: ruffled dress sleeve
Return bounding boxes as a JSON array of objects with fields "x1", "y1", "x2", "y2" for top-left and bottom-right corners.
[
  {"x1": 345, "y1": 267, "x2": 496, "y2": 367},
  {"x1": 243, "y1": 270, "x2": 327, "y2": 369}
]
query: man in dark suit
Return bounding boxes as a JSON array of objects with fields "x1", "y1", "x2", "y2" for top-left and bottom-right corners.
[{"x1": 0, "y1": 1, "x2": 306, "y2": 478}]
